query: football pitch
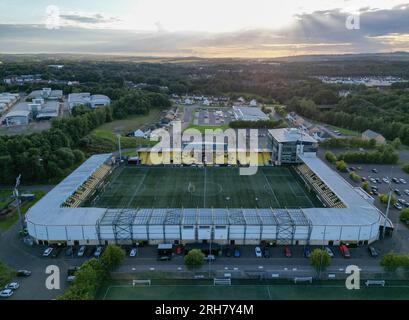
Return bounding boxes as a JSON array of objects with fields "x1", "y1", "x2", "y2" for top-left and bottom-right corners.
[
  {"x1": 101, "y1": 283, "x2": 409, "y2": 300},
  {"x1": 86, "y1": 166, "x2": 323, "y2": 209}
]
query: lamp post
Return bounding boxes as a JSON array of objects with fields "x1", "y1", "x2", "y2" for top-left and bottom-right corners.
[{"x1": 117, "y1": 134, "x2": 122, "y2": 161}]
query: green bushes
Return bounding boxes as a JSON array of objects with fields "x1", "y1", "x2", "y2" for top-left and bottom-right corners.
[
  {"x1": 379, "y1": 193, "x2": 397, "y2": 205},
  {"x1": 320, "y1": 137, "x2": 377, "y2": 149},
  {"x1": 184, "y1": 249, "x2": 205, "y2": 268},
  {"x1": 310, "y1": 249, "x2": 331, "y2": 273},
  {"x1": 0, "y1": 261, "x2": 15, "y2": 287},
  {"x1": 400, "y1": 208, "x2": 409, "y2": 222},
  {"x1": 349, "y1": 171, "x2": 361, "y2": 182},
  {"x1": 58, "y1": 245, "x2": 125, "y2": 300},
  {"x1": 403, "y1": 164, "x2": 409, "y2": 174},
  {"x1": 335, "y1": 160, "x2": 347, "y2": 172},
  {"x1": 337, "y1": 147, "x2": 399, "y2": 165},
  {"x1": 380, "y1": 253, "x2": 409, "y2": 272},
  {"x1": 325, "y1": 151, "x2": 337, "y2": 163}
]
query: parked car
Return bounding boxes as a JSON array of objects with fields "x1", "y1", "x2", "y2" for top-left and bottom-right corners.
[
  {"x1": 94, "y1": 246, "x2": 103, "y2": 258},
  {"x1": 372, "y1": 190, "x2": 379, "y2": 196},
  {"x1": 395, "y1": 189, "x2": 402, "y2": 196},
  {"x1": 370, "y1": 178, "x2": 377, "y2": 184},
  {"x1": 4, "y1": 282, "x2": 19, "y2": 290},
  {"x1": 325, "y1": 247, "x2": 334, "y2": 257},
  {"x1": 67, "y1": 266, "x2": 80, "y2": 276},
  {"x1": 400, "y1": 178, "x2": 407, "y2": 184},
  {"x1": 65, "y1": 246, "x2": 73, "y2": 256},
  {"x1": 284, "y1": 246, "x2": 292, "y2": 258},
  {"x1": 375, "y1": 178, "x2": 381, "y2": 183},
  {"x1": 404, "y1": 189, "x2": 409, "y2": 196},
  {"x1": 255, "y1": 246, "x2": 262, "y2": 258},
  {"x1": 361, "y1": 177, "x2": 367, "y2": 182},
  {"x1": 42, "y1": 247, "x2": 53, "y2": 257},
  {"x1": 392, "y1": 178, "x2": 400, "y2": 184},
  {"x1": 382, "y1": 178, "x2": 390, "y2": 184},
  {"x1": 51, "y1": 247, "x2": 62, "y2": 258},
  {"x1": 368, "y1": 246, "x2": 379, "y2": 257},
  {"x1": 157, "y1": 255, "x2": 172, "y2": 261},
  {"x1": 66, "y1": 276, "x2": 76, "y2": 283},
  {"x1": 77, "y1": 245, "x2": 86, "y2": 257},
  {"x1": 17, "y1": 270, "x2": 31, "y2": 277},
  {"x1": 372, "y1": 169, "x2": 378, "y2": 173},
  {"x1": 340, "y1": 245, "x2": 351, "y2": 258},
  {"x1": 204, "y1": 255, "x2": 216, "y2": 262},
  {"x1": 398, "y1": 199, "x2": 407, "y2": 205},
  {"x1": 303, "y1": 247, "x2": 311, "y2": 258},
  {"x1": 263, "y1": 247, "x2": 270, "y2": 258},
  {"x1": 129, "y1": 248, "x2": 137, "y2": 257},
  {"x1": 394, "y1": 203, "x2": 403, "y2": 210},
  {"x1": 234, "y1": 248, "x2": 241, "y2": 258},
  {"x1": 0, "y1": 289, "x2": 13, "y2": 298}
]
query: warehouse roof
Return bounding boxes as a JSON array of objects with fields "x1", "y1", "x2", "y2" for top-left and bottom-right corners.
[
  {"x1": 5, "y1": 110, "x2": 30, "y2": 118},
  {"x1": 269, "y1": 128, "x2": 317, "y2": 143},
  {"x1": 232, "y1": 106, "x2": 269, "y2": 121}
]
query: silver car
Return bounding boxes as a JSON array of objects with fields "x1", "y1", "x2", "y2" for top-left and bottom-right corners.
[
  {"x1": 325, "y1": 247, "x2": 334, "y2": 257},
  {"x1": 77, "y1": 245, "x2": 86, "y2": 257}
]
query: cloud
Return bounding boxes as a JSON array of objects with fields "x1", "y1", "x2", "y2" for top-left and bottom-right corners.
[
  {"x1": 2, "y1": 5, "x2": 409, "y2": 57},
  {"x1": 60, "y1": 13, "x2": 121, "y2": 25}
]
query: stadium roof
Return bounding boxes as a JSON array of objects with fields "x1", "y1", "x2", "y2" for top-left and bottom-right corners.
[
  {"x1": 269, "y1": 128, "x2": 317, "y2": 143},
  {"x1": 299, "y1": 153, "x2": 391, "y2": 227}
]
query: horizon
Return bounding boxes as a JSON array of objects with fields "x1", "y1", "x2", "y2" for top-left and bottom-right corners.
[{"x1": 1, "y1": 1, "x2": 409, "y2": 58}]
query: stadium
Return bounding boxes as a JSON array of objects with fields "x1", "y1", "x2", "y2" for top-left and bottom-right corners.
[{"x1": 26, "y1": 129, "x2": 393, "y2": 247}]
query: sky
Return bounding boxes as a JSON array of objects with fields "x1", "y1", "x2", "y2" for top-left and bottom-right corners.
[{"x1": 1, "y1": 0, "x2": 409, "y2": 57}]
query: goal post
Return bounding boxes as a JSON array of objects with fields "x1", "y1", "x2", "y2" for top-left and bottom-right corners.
[
  {"x1": 294, "y1": 277, "x2": 313, "y2": 284},
  {"x1": 132, "y1": 279, "x2": 151, "y2": 286},
  {"x1": 214, "y1": 278, "x2": 232, "y2": 286}
]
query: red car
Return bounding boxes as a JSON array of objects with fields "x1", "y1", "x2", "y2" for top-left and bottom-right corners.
[
  {"x1": 284, "y1": 246, "x2": 292, "y2": 257},
  {"x1": 340, "y1": 245, "x2": 351, "y2": 258}
]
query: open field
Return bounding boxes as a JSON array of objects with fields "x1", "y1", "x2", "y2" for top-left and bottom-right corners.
[
  {"x1": 100, "y1": 281, "x2": 409, "y2": 300},
  {"x1": 86, "y1": 166, "x2": 322, "y2": 209},
  {"x1": 97, "y1": 109, "x2": 162, "y2": 134}
]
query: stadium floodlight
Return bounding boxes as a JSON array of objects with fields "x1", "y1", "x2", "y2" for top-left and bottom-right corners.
[
  {"x1": 116, "y1": 134, "x2": 122, "y2": 161},
  {"x1": 13, "y1": 174, "x2": 25, "y2": 232},
  {"x1": 383, "y1": 173, "x2": 393, "y2": 239}
]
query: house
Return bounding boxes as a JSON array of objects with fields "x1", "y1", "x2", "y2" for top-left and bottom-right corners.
[{"x1": 362, "y1": 129, "x2": 386, "y2": 145}]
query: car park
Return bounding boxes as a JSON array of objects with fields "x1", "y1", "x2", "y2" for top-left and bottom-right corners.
[
  {"x1": 303, "y1": 247, "x2": 311, "y2": 258},
  {"x1": 0, "y1": 289, "x2": 13, "y2": 298},
  {"x1": 284, "y1": 246, "x2": 292, "y2": 258},
  {"x1": 368, "y1": 246, "x2": 379, "y2": 257},
  {"x1": 255, "y1": 247, "x2": 262, "y2": 258},
  {"x1": 94, "y1": 246, "x2": 103, "y2": 258},
  {"x1": 77, "y1": 245, "x2": 86, "y2": 257},
  {"x1": 325, "y1": 247, "x2": 334, "y2": 257},
  {"x1": 17, "y1": 270, "x2": 31, "y2": 277},
  {"x1": 129, "y1": 248, "x2": 138, "y2": 257},
  {"x1": 340, "y1": 245, "x2": 351, "y2": 258},
  {"x1": 42, "y1": 247, "x2": 53, "y2": 257},
  {"x1": 4, "y1": 282, "x2": 19, "y2": 290}
]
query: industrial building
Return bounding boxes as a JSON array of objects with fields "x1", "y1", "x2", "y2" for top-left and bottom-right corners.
[
  {"x1": 4, "y1": 110, "x2": 31, "y2": 126},
  {"x1": 26, "y1": 149, "x2": 392, "y2": 246},
  {"x1": 28, "y1": 88, "x2": 63, "y2": 100},
  {"x1": 232, "y1": 106, "x2": 269, "y2": 121},
  {"x1": 0, "y1": 92, "x2": 19, "y2": 114},
  {"x1": 68, "y1": 93, "x2": 111, "y2": 110}
]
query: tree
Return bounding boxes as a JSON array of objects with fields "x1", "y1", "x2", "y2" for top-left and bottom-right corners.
[
  {"x1": 391, "y1": 137, "x2": 402, "y2": 150},
  {"x1": 325, "y1": 151, "x2": 337, "y2": 163},
  {"x1": 380, "y1": 253, "x2": 401, "y2": 272},
  {"x1": 349, "y1": 171, "x2": 361, "y2": 182},
  {"x1": 379, "y1": 193, "x2": 397, "y2": 205},
  {"x1": 362, "y1": 181, "x2": 370, "y2": 191},
  {"x1": 335, "y1": 160, "x2": 347, "y2": 172},
  {"x1": 100, "y1": 245, "x2": 125, "y2": 272},
  {"x1": 400, "y1": 208, "x2": 409, "y2": 222},
  {"x1": 0, "y1": 261, "x2": 15, "y2": 287},
  {"x1": 184, "y1": 249, "x2": 205, "y2": 268},
  {"x1": 310, "y1": 249, "x2": 331, "y2": 274},
  {"x1": 403, "y1": 164, "x2": 409, "y2": 174}
]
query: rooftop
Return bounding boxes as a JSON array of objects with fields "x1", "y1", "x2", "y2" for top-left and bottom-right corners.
[
  {"x1": 269, "y1": 128, "x2": 317, "y2": 143},
  {"x1": 232, "y1": 106, "x2": 269, "y2": 121}
]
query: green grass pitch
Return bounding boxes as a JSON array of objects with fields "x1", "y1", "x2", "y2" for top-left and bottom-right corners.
[
  {"x1": 100, "y1": 283, "x2": 409, "y2": 300},
  {"x1": 85, "y1": 166, "x2": 322, "y2": 209}
]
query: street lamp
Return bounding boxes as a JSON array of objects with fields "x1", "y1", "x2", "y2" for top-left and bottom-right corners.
[
  {"x1": 117, "y1": 134, "x2": 122, "y2": 161},
  {"x1": 382, "y1": 176, "x2": 393, "y2": 239}
]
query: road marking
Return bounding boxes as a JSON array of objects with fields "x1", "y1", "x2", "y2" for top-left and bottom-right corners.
[
  {"x1": 149, "y1": 267, "x2": 155, "y2": 271},
  {"x1": 258, "y1": 266, "x2": 264, "y2": 269}
]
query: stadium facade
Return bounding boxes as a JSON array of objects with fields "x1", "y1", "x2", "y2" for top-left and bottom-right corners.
[{"x1": 26, "y1": 138, "x2": 393, "y2": 247}]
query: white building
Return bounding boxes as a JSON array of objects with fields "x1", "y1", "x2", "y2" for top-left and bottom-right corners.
[
  {"x1": 249, "y1": 99, "x2": 257, "y2": 107},
  {"x1": 232, "y1": 106, "x2": 269, "y2": 121},
  {"x1": 28, "y1": 88, "x2": 63, "y2": 100},
  {"x1": 68, "y1": 93, "x2": 111, "y2": 110},
  {"x1": 4, "y1": 110, "x2": 31, "y2": 126}
]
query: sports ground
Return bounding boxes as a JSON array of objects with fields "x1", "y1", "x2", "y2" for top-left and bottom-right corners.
[
  {"x1": 86, "y1": 166, "x2": 323, "y2": 209},
  {"x1": 100, "y1": 281, "x2": 409, "y2": 300}
]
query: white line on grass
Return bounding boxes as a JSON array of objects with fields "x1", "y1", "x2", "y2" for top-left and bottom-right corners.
[{"x1": 262, "y1": 171, "x2": 281, "y2": 208}]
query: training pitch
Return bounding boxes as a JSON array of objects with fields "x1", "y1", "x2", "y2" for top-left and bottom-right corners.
[
  {"x1": 86, "y1": 166, "x2": 322, "y2": 209},
  {"x1": 100, "y1": 282, "x2": 409, "y2": 300}
]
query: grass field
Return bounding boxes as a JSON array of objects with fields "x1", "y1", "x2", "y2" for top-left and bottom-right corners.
[
  {"x1": 86, "y1": 166, "x2": 322, "y2": 209},
  {"x1": 100, "y1": 283, "x2": 409, "y2": 300}
]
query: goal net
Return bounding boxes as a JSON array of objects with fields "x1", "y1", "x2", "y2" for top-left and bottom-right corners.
[
  {"x1": 294, "y1": 277, "x2": 312, "y2": 284},
  {"x1": 132, "y1": 279, "x2": 151, "y2": 286},
  {"x1": 214, "y1": 278, "x2": 232, "y2": 286}
]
